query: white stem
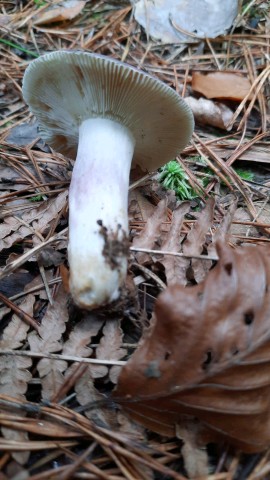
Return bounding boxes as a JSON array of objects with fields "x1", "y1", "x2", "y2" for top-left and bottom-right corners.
[{"x1": 68, "y1": 118, "x2": 135, "y2": 309}]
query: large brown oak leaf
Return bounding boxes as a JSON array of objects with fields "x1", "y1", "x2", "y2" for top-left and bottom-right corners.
[{"x1": 114, "y1": 241, "x2": 270, "y2": 452}]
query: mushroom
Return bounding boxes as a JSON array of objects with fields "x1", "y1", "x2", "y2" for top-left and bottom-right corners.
[{"x1": 22, "y1": 51, "x2": 194, "y2": 309}]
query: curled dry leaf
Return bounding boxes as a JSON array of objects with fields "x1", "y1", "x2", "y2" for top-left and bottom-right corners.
[
  {"x1": 115, "y1": 241, "x2": 270, "y2": 453},
  {"x1": 185, "y1": 96, "x2": 233, "y2": 130},
  {"x1": 192, "y1": 72, "x2": 253, "y2": 101}
]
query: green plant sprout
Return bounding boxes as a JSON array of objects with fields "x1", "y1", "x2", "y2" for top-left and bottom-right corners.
[
  {"x1": 30, "y1": 194, "x2": 43, "y2": 202},
  {"x1": 202, "y1": 166, "x2": 254, "y2": 188},
  {"x1": 159, "y1": 160, "x2": 199, "y2": 200},
  {"x1": 159, "y1": 160, "x2": 254, "y2": 201},
  {"x1": 233, "y1": 168, "x2": 254, "y2": 182},
  {"x1": 34, "y1": 0, "x2": 47, "y2": 6}
]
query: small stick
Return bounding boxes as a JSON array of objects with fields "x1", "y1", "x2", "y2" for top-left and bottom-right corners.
[
  {"x1": 0, "y1": 349, "x2": 126, "y2": 366},
  {"x1": 0, "y1": 292, "x2": 39, "y2": 331}
]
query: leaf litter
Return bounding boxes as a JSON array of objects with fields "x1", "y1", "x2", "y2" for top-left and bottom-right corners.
[
  {"x1": 115, "y1": 241, "x2": 270, "y2": 453},
  {"x1": 0, "y1": 0, "x2": 270, "y2": 478}
]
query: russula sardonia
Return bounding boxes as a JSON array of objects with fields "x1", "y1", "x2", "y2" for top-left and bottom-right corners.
[{"x1": 22, "y1": 51, "x2": 194, "y2": 309}]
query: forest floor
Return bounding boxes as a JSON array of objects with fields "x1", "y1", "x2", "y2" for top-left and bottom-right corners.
[{"x1": 0, "y1": 1, "x2": 270, "y2": 479}]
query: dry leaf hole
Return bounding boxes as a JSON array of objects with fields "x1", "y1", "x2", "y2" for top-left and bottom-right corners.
[
  {"x1": 244, "y1": 310, "x2": 254, "y2": 326},
  {"x1": 201, "y1": 349, "x2": 214, "y2": 371}
]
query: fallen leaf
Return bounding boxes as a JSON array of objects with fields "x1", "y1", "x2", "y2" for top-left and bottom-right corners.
[
  {"x1": 129, "y1": 189, "x2": 156, "y2": 223},
  {"x1": 184, "y1": 96, "x2": 233, "y2": 130},
  {"x1": 160, "y1": 202, "x2": 190, "y2": 285},
  {"x1": 132, "y1": 199, "x2": 168, "y2": 264},
  {"x1": 34, "y1": 0, "x2": 85, "y2": 25},
  {"x1": 0, "y1": 271, "x2": 35, "y2": 297},
  {"x1": 192, "y1": 72, "x2": 253, "y2": 101},
  {"x1": 208, "y1": 200, "x2": 238, "y2": 257},
  {"x1": 0, "y1": 190, "x2": 68, "y2": 252},
  {"x1": 75, "y1": 370, "x2": 116, "y2": 428},
  {"x1": 229, "y1": 207, "x2": 258, "y2": 243},
  {"x1": 0, "y1": 295, "x2": 35, "y2": 350},
  {"x1": 63, "y1": 315, "x2": 103, "y2": 359},
  {"x1": 96, "y1": 319, "x2": 127, "y2": 383},
  {"x1": 115, "y1": 240, "x2": 270, "y2": 453},
  {"x1": 62, "y1": 314, "x2": 107, "y2": 413},
  {"x1": 183, "y1": 198, "x2": 214, "y2": 283},
  {"x1": 6, "y1": 122, "x2": 50, "y2": 152},
  {"x1": 28, "y1": 287, "x2": 69, "y2": 401},
  {"x1": 132, "y1": 0, "x2": 237, "y2": 44},
  {"x1": 37, "y1": 247, "x2": 65, "y2": 267},
  {"x1": 0, "y1": 295, "x2": 35, "y2": 464}
]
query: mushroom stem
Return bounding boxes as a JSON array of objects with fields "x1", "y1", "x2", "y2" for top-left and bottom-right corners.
[{"x1": 68, "y1": 118, "x2": 135, "y2": 309}]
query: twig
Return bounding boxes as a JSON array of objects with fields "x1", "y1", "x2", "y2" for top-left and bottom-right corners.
[
  {"x1": 130, "y1": 247, "x2": 218, "y2": 262},
  {"x1": 0, "y1": 292, "x2": 39, "y2": 331},
  {"x1": 0, "y1": 349, "x2": 126, "y2": 366}
]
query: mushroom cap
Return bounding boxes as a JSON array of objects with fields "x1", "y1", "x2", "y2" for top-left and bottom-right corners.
[{"x1": 22, "y1": 51, "x2": 194, "y2": 171}]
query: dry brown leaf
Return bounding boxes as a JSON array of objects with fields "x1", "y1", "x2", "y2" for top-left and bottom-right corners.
[
  {"x1": 37, "y1": 247, "x2": 65, "y2": 267},
  {"x1": 0, "y1": 295, "x2": 35, "y2": 350},
  {"x1": 183, "y1": 198, "x2": 214, "y2": 284},
  {"x1": 192, "y1": 71, "x2": 253, "y2": 101},
  {"x1": 75, "y1": 369, "x2": 116, "y2": 428},
  {"x1": 208, "y1": 200, "x2": 238, "y2": 257},
  {"x1": 129, "y1": 189, "x2": 156, "y2": 223},
  {"x1": 0, "y1": 303, "x2": 34, "y2": 429},
  {"x1": 0, "y1": 295, "x2": 35, "y2": 464},
  {"x1": 61, "y1": 315, "x2": 106, "y2": 416},
  {"x1": 160, "y1": 202, "x2": 190, "y2": 285},
  {"x1": 63, "y1": 316, "x2": 103, "y2": 358},
  {"x1": 230, "y1": 207, "x2": 258, "y2": 242},
  {"x1": 33, "y1": 0, "x2": 85, "y2": 25},
  {"x1": 63, "y1": 314, "x2": 106, "y2": 379},
  {"x1": 185, "y1": 96, "x2": 233, "y2": 130},
  {"x1": 132, "y1": 199, "x2": 168, "y2": 263},
  {"x1": 184, "y1": 198, "x2": 214, "y2": 255},
  {"x1": 0, "y1": 271, "x2": 35, "y2": 298},
  {"x1": 28, "y1": 286, "x2": 69, "y2": 401},
  {"x1": 96, "y1": 319, "x2": 127, "y2": 383},
  {"x1": 115, "y1": 241, "x2": 270, "y2": 453},
  {"x1": 23, "y1": 269, "x2": 54, "y2": 301},
  {"x1": 0, "y1": 190, "x2": 68, "y2": 252}
]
